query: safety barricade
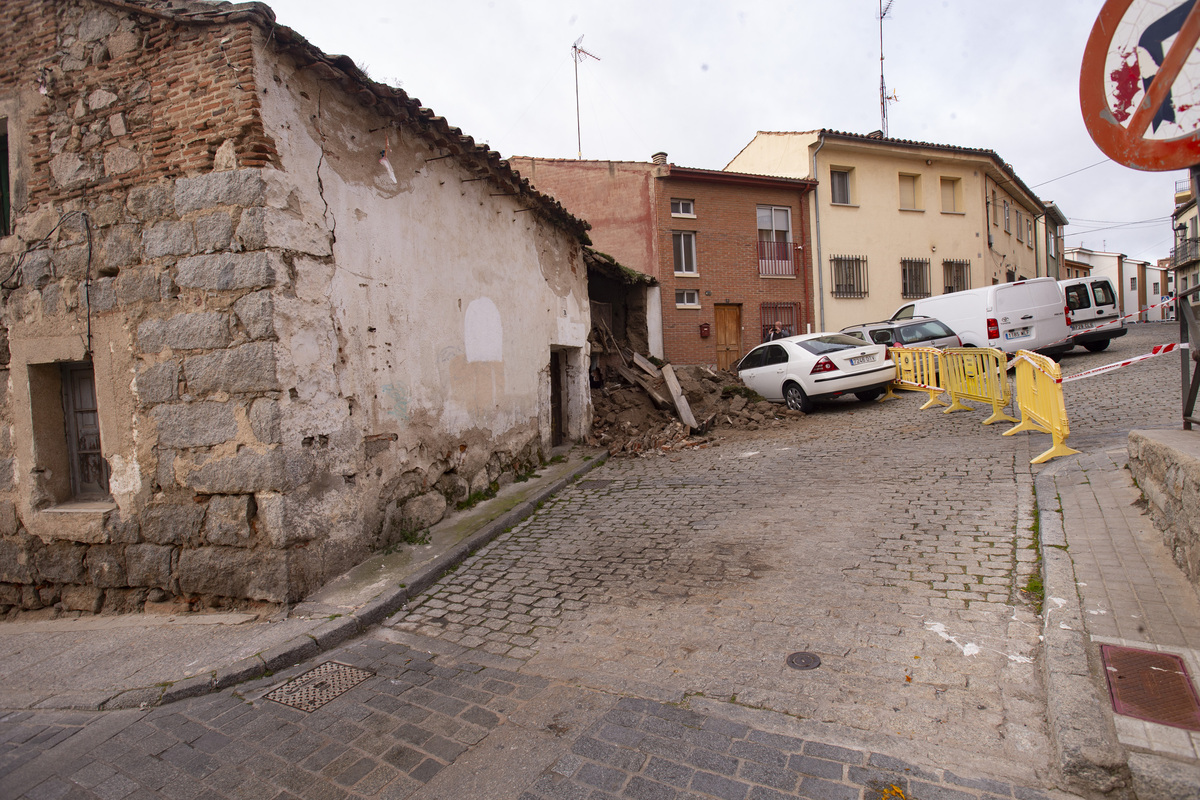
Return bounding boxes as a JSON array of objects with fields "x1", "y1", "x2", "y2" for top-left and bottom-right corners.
[
  {"x1": 1003, "y1": 350, "x2": 1080, "y2": 464},
  {"x1": 941, "y1": 347, "x2": 1018, "y2": 425},
  {"x1": 879, "y1": 346, "x2": 948, "y2": 410}
]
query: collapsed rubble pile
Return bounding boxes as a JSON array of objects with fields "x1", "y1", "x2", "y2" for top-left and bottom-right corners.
[{"x1": 586, "y1": 361, "x2": 803, "y2": 456}]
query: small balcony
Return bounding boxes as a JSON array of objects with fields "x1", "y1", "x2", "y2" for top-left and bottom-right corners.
[
  {"x1": 1174, "y1": 237, "x2": 1200, "y2": 267},
  {"x1": 1176, "y1": 178, "x2": 1194, "y2": 205},
  {"x1": 757, "y1": 240, "x2": 795, "y2": 277}
]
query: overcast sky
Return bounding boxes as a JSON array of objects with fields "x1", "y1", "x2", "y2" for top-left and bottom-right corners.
[{"x1": 263, "y1": 0, "x2": 1186, "y2": 264}]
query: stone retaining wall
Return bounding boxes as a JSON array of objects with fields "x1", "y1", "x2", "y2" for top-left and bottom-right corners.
[{"x1": 1128, "y1": 429, "x2": 1200, "y2": 589}]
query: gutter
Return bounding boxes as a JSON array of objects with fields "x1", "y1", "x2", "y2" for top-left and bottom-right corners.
[{"x1": 813, "y1": 132, "x2": 826, "y2": 330}]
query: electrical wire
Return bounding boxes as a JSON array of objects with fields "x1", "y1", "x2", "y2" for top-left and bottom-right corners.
[{"x1": 1029, "y1": 158, "x2": 1111, "y2": 188}]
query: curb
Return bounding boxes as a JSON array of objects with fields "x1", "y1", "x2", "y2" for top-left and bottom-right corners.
[
  {"x1": 125, "y1": 451, "x2": 609, "y2": 709},
  {"x1": 1035, "y1": 460, "x2": 1133, "y2": 799}
]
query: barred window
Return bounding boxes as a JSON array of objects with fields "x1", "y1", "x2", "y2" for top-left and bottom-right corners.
[
  {"x1": 901, "y1": 258, "x2": 930, "y2": 299},
  {"x1": 760, "y1": 301, "x2": 803, "y2": 341},
  {"x1": 943, "y1": 259, "x2": 970, "y2": 294},
  {"x1": 831, "y1": 255, "x2": 868, "y2": 298}
]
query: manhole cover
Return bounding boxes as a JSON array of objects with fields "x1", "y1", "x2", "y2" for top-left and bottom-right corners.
[
  {"x1": 787, "y1": 652, "x2": 821, "y2": 670},
  {"x1": 577, "y1": 480, "x2": 614, "y2": 490},
  {"x1": 265, "y1": 661, "x2": 374, "y2": 712},
  {"x1": 1101, "y1": 645, "x2": 1200, "y2": 731}
]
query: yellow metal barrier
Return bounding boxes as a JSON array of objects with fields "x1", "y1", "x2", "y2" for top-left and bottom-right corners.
[
  {"x1": 1002, "y1": 349, "x2": 1080, "y2": 464},
  {"x1": 880, "y1": 347, "x2": 948, "y2": 409},
  {"x1": 941, "y1": 347, "x2": 1018, "y2": 425}
]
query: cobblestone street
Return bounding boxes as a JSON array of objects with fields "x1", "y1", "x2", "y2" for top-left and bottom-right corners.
[{"x1": 0, "y1": 323, "x2": 1184, "y2": 799}]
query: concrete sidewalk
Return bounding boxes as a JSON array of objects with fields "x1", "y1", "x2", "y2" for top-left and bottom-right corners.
[
  {"x1": 1037, "y1": 441, "x2": 1200, "y2": 800},
  {"x1": 0, "y1": 447, "x2": 606, "y2": 713}
]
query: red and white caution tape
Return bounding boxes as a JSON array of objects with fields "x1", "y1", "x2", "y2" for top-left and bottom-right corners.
[
  {"x1": 1042, "y1": 295, "x2": 1178, "y2": 351},
  {"x1": 1061, "y1": 343, "x2": 1187, "y2": 383}
]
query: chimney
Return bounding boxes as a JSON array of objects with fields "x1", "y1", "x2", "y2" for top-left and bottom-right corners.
[{"x1": 651, "y1": 152, "x2": 668, "y2": 165}]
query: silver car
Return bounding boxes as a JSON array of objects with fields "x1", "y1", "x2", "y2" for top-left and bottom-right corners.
[{"x1": 840, "y1": 316, "x2": 960, "y2": 349}]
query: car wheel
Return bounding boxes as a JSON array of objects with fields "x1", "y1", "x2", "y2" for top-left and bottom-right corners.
[
  {"x1": 855, "y1": 388, "x2": 883, "y2": 402},
  {"x1": 1084, "y1": 340, "x2": 1110, "y2": 352},
  {"x1": 783, "y1": 382, "x2": 813, "y2": 413}
]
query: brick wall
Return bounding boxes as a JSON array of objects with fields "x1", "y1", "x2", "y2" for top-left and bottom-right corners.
[
  {"x1": 1, "y1": 0, "x2": 271, "y2": 214},
  {"x1": 657, "y1": 177, "x2": 814, "y2": 365}
]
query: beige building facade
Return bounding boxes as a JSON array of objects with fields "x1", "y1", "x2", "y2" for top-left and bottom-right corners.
[{"x1": 725, "y1": 130, "x2": 1054, "y2": 331}]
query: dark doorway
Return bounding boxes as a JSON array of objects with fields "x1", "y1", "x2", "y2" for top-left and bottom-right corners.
[{"x1": 550, "y1": 350, "x2": 564, "y2": 446}]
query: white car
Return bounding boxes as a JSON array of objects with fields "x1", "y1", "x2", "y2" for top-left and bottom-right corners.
[{"x1": 736, "y1": 333, "x2": 895, "y2": 413}]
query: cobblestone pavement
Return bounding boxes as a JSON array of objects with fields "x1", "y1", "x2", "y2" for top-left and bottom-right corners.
[{"x1": 0, "y1": 324, "x2": 1181, "y2": 799}]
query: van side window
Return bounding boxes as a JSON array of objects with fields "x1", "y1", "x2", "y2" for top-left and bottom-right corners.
[{"x1": 1064, "y1": 285, "x2": 1091, "y2": 311}]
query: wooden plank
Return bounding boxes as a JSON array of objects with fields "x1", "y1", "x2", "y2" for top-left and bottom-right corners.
[
  {"x1": 631, "y1": 352, "x2": 662, "y2": 379},
  {"x1": 661, "y1": 364, "x2": 699, "y2": 430},
  {"x1": 616, "y1": 365, "x2": 670, "y2": 410}
]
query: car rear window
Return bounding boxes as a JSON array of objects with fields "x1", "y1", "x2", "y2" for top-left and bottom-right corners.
[
  {"x1": 796, "y1": 334, "x2": 869, "y2": 355},
  {"x1": 1092, "y1": 281, "x2": 1116, "y2": 306},
  {"x1": 1064, "y1": 284, "x2": 1091, "y2": 311},
  {"x1": 899, "y1": 320, "x2": 954, "y2": 343}
]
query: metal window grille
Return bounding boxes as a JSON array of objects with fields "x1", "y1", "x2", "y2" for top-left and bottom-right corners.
[
  {"x1": 901, "y1": 258, "x2": 930, "y2": 299},
  {"x1": 943, "y1": 259, "x2": 970, "y2": 294},
  {"x1": 760, "y1": 302, "x2": 802, "y2": 340},
  {"x1": 830, "y1": 255, "x2": 868, "y2": 298}
]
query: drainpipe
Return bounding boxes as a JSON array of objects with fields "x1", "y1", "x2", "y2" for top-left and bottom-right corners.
[{"x1": 813, "y1": 133, "x2": 826, "y2": 330}]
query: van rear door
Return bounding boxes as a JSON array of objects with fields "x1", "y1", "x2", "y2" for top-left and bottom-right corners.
[{"x1": 993, "y1": 279, "x2": 1071, "y2": 354}]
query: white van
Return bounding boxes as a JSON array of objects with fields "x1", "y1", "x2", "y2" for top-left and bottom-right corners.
[
  {"x1": 890, "y1": 277, "x2": 1073, "y2": 356},
  {"x1": 1058, "y1": 276, "x2": 1126, "y2": 352}
]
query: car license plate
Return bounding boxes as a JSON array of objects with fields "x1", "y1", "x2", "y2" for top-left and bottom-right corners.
[
  {"x1": 850, "y1": 354, "x2": 876, "y2": 365},
  {"x1": 1005, "y1": 327, "x2": 1030, "y2": 340},
  {"x1": 1072, "y1": 321, "x2": 1097, "y2": 331}
]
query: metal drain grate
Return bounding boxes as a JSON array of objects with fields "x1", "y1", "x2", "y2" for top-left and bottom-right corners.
[
  {"x1": 1101, "y1": 645, "x2": 1200, "y2": 731},
  {"x1": 577, "y1": 480, "x2": 614, "y2": 490},
  {"x1": 265, "y1": 661, "x2": 374, "y2": 712}
]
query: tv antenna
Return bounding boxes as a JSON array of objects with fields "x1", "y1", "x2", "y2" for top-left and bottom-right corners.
[
  {"x1": 572, "y1": 35, "x2": 601, "y2": 158},
  {"x1": 879, "y1": 0, "x2": 898, "y2": 137}
]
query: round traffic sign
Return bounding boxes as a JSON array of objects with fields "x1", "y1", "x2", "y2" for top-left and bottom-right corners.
[{"x1": 1080, "y1": 0, "x2": 1200, "y2": 170}]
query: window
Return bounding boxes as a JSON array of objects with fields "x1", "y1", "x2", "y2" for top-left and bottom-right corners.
[
  {"x1": 1016, "y1": 210, "x2": 1023, "y2": 242},
  {"x1": 830, "y1": 255, "x2": 868, "y2": 298},
  {"x1": 1003, "y1": 200, "x2": 1011, "y2": 232},
  {"x1": 29, "y1": 361, "x2": 110, "y2": 503},
  {"x1": 1026, "y1": 219, "x2": 1033, "y2": 248},
  {"x1": 0, "y1": 119, "x2": 9, "y2": 237},
  {"x1": 757, "y1": 205, "x2": 793, "y2": 276},
  {"x1": 672, "y1": 231, "x2": 696, "y2": 274},
  {"x1": 1048, "y1": 229, "x2": 1058, "y2": 258},
  {"x1": 830, "y1": 168, "x2": 852, "y2": 204},
  {"x1": 1131, "y1": 276, "x2": 1137, "y2": 291},
  {"x1": 901, "y1": 258, "x2": 930, "y2": 298},
  {"x1": 992, "y1": 190, "x2": 999, "y2": 225},
  {"x1": 675, "y1": 288, "x2": 699, "y2": 307},
  {"x1": 1064, "y1": 284, "x2": 1090, "y2": 311},
  {"x1": 899, "y1": 174, "x2": 921, "y2": 210},
  {"x1": 940, "y1": 178, "x2": 961, "y2": 213},
  {"x1": 760, "y1": 302, "x2": 802, "y2": 341},
  {"x1": 943, "y1": 259, "x2": 970, "y2": 293},
  {"x1": 671, "y1": 198, "x2": 694, "y2": 217},
  {"x1": 1153, "y1": 281, "x2": 1161, "y2": 295}
]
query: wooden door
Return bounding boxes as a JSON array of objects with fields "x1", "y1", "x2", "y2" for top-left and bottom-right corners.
[
  {"x1": 549, "y1": 350, "x2": 564, "y2": 446},
  {"x1": 714, "y1": 304, "x2": 742, "y2": 371}
]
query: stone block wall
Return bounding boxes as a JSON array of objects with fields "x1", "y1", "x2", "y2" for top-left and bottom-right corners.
[
  {"x1": 1128, "y1": 429, "x2": 1200, "y2": 590},
  {"x1": 0, "y1": 0, "x2": 579, "y2": 616}
]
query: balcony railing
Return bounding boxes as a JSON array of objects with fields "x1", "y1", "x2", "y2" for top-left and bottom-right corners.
[
  {"x1": 757, "y1": 240, "x2": 795, "y2": 277},
  {"x1": 1174, "y1": 238, "x2": 1200, "y2": 267}
]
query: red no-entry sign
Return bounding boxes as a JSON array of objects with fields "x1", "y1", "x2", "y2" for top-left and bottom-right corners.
[{"x1": 1081, "y1": 0, "x2": 1200, "y2": 170}]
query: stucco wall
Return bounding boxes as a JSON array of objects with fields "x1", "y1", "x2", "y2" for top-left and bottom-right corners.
[{"x1": 0, "y1": 0, "x2": 591, "y2": 615}]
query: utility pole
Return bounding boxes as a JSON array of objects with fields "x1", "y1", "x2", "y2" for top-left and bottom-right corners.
[{"x1": 572, "y1": 35, "x2": 600, "y2": 159}]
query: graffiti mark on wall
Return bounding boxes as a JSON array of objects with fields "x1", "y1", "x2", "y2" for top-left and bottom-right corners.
[
  {"x1": 380, "y1": 383, "x2": 410, "y2": 421},
  {"x1": 439, "y1": 345, "x2": 464, "y2": 364}
]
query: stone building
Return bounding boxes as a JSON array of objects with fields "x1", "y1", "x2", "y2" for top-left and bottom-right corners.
[{"x1": 0, "y1": 0, "x2": 593, "y2": 612}]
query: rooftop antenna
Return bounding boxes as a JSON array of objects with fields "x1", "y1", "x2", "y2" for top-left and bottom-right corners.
[
  {"x1": 879, "y1": 0, "x2": 898, "y2": 137},
  {"x1": 572, "y1": 35, "x2": 601, "y2": 159}
]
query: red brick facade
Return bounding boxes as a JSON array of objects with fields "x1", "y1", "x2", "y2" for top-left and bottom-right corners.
[
  {"x1": 510, "y1": 158, "x2": 816, "y2": 366},
  {"x1": 4, "y1": 0, "x2": 271, "y2": 214}
]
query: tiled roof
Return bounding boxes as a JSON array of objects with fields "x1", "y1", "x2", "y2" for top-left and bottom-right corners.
[{"x1": 93, "y1": 0, "x2": 592, "y2": 242}]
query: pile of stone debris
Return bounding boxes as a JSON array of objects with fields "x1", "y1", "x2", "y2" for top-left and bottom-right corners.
[{"x1": 586, "y1": 360, "x2": 803, "y2": 456}]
